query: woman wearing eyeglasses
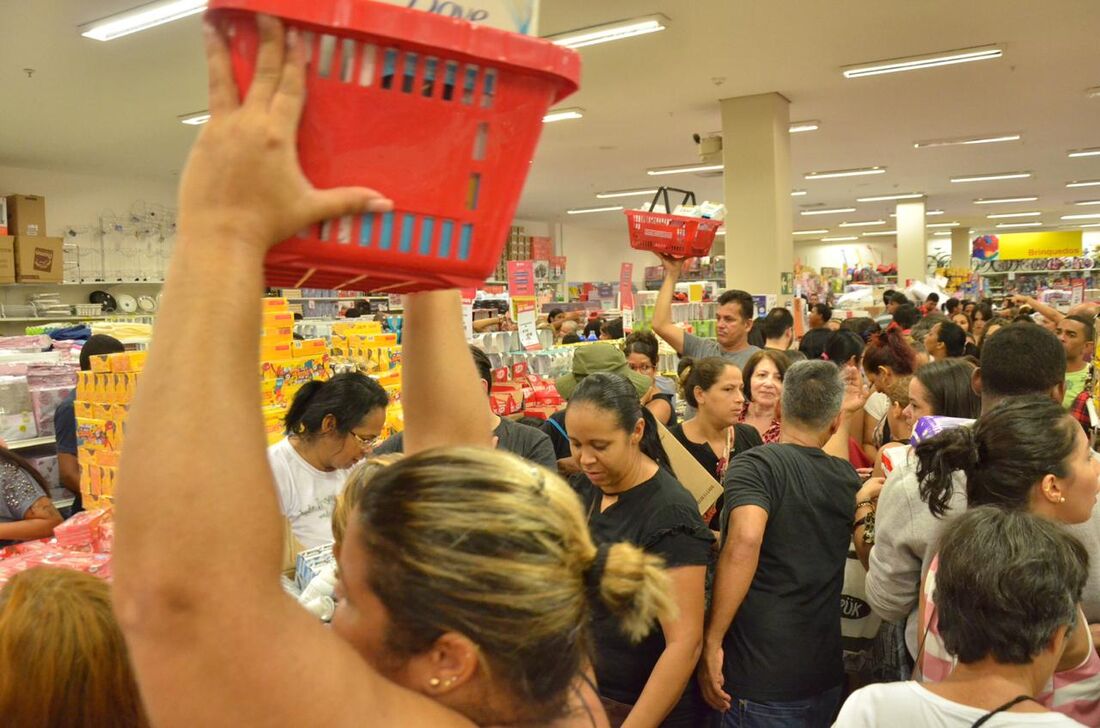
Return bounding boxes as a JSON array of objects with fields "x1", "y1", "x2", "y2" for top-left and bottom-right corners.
[
  {"x1": 624, "y1": 331, "x2": 678, "y2": 427},
  {"x1": 267, "y1": 372, "x2": 389, "y2": 549}
]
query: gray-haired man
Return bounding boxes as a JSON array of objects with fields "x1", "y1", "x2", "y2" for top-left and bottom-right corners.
[{"x1": 698, "y1": 361, "x2": 862, "y2": 727}]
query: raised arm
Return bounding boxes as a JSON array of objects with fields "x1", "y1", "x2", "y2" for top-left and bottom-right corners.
[
  {"x1": 113, "y1": 16, "x2": 468, "y2": 728},
  {"x1": 402, "y1": 290, "x2": 496, "y2": 454},
  {"x1": 652, "y1": 255, "x2": 686, "y2": 355},
  {"x1": 1013, "y1": 294, "x2": 1064, "y2": 325}
]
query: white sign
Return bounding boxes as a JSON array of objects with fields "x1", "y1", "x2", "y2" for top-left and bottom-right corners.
[
  {"x1": 516, "y1": 301, "x2": 541, "y2": 351},
  {"x1": 622, "y1": 308, "x2": 634, "y2": 335},
  {"x1": 375, "y1": 0, "x2": 540, "y2": 34}
]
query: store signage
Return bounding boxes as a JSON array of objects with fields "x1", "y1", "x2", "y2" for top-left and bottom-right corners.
[
  {"x1": 619, "y1": 263, "x2": 634, "y2": 311},
  {"x1": 507, "y1": 259, "x2": 536, "y2": 296},
  {"x1": 1072, "y1": 279, "x2": 1086, "y2": 306},
  {"x1": 461, "y1": 288, "x2": 475, "y2": 341},
  {"x1": 550, "y1": 256, "x2": 567, "y2": 281},
  {"x1": 514, "y1": 297, "x2": 541, "y2": 351},
  {"x1": 531, "y1": 236, "x2": 553, "y2": 261},
  {"x1": 997, "y1": 231, "x2": 1083, "y2": 261}
]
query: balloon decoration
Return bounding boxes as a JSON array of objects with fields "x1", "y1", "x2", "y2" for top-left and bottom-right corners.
[{"x1": 971, "y1": 235, "x2": 999, "y2": 261}]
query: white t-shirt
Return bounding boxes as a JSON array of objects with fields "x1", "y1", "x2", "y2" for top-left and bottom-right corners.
[
  {"x1": 864, "y1": 391, "x2": 889, "y2": 421},
  {"x1": 835, "y1": 682, "x2": 1086, "y2": 727},
  {"x1": 267, "y1": 438, "x2": 350, "y2": 549}
]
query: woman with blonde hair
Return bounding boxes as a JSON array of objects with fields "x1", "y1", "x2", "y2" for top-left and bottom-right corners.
[
  {"x1": 0, "y1": 568, "x2": 148, "y2": 728},
  {"x1": 113, "y1": 17, "x2": 670, "y2": 728}
]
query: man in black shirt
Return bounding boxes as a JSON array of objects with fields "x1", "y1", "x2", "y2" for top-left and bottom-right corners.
[{"x1": 699, "y1": 360, "x2": 860, "y2": 727}]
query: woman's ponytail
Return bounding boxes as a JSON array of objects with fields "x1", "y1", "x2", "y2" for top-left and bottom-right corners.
[
  {"x1": 587, "y1": 542, "x2": 674, "y2": 642},
  {"x1": 915, "y1": 426, "x2": 980, "y2": 518}
]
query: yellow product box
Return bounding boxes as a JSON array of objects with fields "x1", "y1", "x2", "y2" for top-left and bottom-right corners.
[
  {"x1": 89, "y1": 354, "x2": 113, "y2": 373},
  {"x1": 74, "y1": 400, "x2": 94, "y2": 419},
  {"x1": 261, "y1": 326, "x2": 293, "y2": 341},
  {"x1": 76, "y1": 418, "x2": 109, "y2": 451},
  {"x1": 293, "y1": 338, "x2": 327, "y2": 357},
  {"x1": 94, "y1": 449, "x2": 122, "y2": 468},
  {"x1": 333, "y1": 321, "x2": 381, "y2": 337},
  {"x1": 263, "y1": 311, "x2": 295, "y2": 327},
  {"x1": 76, "y1": 371, "x2": 93, "y2": 401},
  {"x1": 108, "y1": 351, "x2": 147, "y2": 373},
  {"x1": 262, "y1": 297, "x2": 290, "y2": 312},
  {"x1": 261, "y1": 343, "x2": 294, "y2": 363}
]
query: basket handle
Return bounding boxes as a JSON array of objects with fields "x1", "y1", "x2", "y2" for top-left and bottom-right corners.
[{"x1": 647, "y1": 187, "x2": 697, "y2": 214}]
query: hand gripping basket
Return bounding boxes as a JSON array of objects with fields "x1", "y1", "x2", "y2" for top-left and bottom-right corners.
[
  {"x1": 625, "y1": 187, "x2": 722, "y2": 259},
  {"x1": 208, "y1": 0, "x2": 580, "y2": 292}
]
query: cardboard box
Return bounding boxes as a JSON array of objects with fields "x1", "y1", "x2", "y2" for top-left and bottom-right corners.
[
  {"x1": 14, "y1": 236, "x2": 62, "y2": 282},
  {"x1": 6, "y1": 195, "x2": 46, "y2": 237},
  {"x1": 0, "y1": 237, "x2": 15, "y2": 284},
  {"x1": 656, "y1": 421, "x2": 722, "y2": 516}
]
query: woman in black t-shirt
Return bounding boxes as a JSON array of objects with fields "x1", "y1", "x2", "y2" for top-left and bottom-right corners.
[
  {"x1": 623, "y1": 331, "x2": 678, "y2": 428},
  {"x1": 668, "y1": 358, "x2": 763, "y2": 531},
  {"x1": 565, "y1": 373, "x2": 714, "y2": 727}
]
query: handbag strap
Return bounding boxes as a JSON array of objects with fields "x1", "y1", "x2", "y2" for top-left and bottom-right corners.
[{"x1": 972, "y1": 695, "x2": 1039, "y2": 727}]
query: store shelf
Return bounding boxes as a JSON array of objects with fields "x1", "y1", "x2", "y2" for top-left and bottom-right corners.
[
  {"x1": 0, "y1": 280, "x2": 164, "y2": 287},
  {"x1": 979, "y1": 269, "x2": 1096, "y2": 277},
  {"x1": 7, "y1": 436, "x2": 55, "y2": 450}
]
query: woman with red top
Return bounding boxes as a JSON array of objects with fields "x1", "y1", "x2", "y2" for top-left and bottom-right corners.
[
  {"x1": 737, "y1": 350, "x2": 787, "y2": 444},
  {"x1": 860, "y1": 329, "x2": 917, "y2": 463}
]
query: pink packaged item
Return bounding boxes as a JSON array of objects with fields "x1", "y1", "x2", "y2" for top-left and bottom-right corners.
[
  {"x1": 53, "y1": 509, "x2": 110, "y2": 552},
  {"x1": 30, "y1": 386, "x2": 73, "y2": 438}
]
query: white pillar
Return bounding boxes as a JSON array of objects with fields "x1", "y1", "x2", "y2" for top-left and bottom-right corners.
[
  {"x1": 950, "y1": 227, "x2": 971, "y2": 270},
  {"x1": 720, "y1": 93, "x2": 792, "y2": 302},
  {"x1": 896, "y1": 199, "x2": 927, "y2": 287}
]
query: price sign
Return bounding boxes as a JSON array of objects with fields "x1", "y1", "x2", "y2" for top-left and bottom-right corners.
[{"x1": 515, "y1": 297, "x2": 541, "y2": 351}]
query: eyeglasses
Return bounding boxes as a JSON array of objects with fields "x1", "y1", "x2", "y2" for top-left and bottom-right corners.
[
  {"x1": 628, "y1": 362, "x2": 655, "y2": 374},
  {"x1": 349, "y1": 431, "x2": 383, "y2": 450}
]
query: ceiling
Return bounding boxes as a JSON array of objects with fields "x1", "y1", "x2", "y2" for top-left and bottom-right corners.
[{"x1": 2, "y1": 1, "x2": 1099, "y2": 244}]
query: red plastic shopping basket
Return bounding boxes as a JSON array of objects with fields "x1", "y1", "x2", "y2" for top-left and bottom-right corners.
[
  {"x1": 207, "y1": 0, "x2": 580, "y2": 292},
  {"x1": 625, "y1": 187, "x2": 722, "y2": 259}
]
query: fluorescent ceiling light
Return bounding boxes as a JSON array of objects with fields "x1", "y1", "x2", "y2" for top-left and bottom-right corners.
[
  {"x1": 842, "y1": 45, "x2": 1003, "y2": 79},
  {"x1": 1067, "y1": 180, "x2": 1100, "y2": 189},
  {"x1": 1075, "y1": 200, "x2": 1100, "y2": 206},
  {"x1": 790, "y1": 190, "x2": 808, "y2": 197},
  {"x1": 789, "y1": 121, "x2": 820, "y2": 134},
  {"x1": 839, "y1": 219, "x2": 886, "y2": 228},
  {"x1": 973, "y1": 196, "x2": 1038, "y2": 204},
  {"x1": 862, "y1": 230, "x2": 898, "y2": 237},
  {"x1": 996, "y1": 222, "x2": 1043, "y2": 228},
  {"x1": 950, "y1": 172, "x2": 1032, "y2": 183},
  {"x1": 890, "y1": 210, "x2": 944, "y2": 217},
  {"x1": 805, "y1": 167, "x2": 885, "y2": 180},
  {"x1": 543, "y1": 107, "x2": 584, "y2": 123},
  {"x1": 794, "y1": 229, "x2": 829, "y2": 235},
  {"x1": 926, "y1": 222, "x2": 961, "y2": 228},
  {"x1": 715, "y1": 229, "x2": 726, "y2": 236},
  {"x1": 1061, "y1": 213, "x2": 1100, "y2": 220},
  {"x1": 547, "y1": 14, "x2": 668, "y2": 49},
  {"x1": 595, "y1": 188, "x2": 659, "y2": 199},
  {"x1": 1087, "y1": 87, "x2": 1100, "y2": 100},
  {"x1": 986, "y1": 211, "x2": 1041, "y2": 219},
  {"x1": 822, "y1": 236, "x2": 858, "y2": 242},
  {"x1": 801, "y1": 207, "x2": 857, "y2": 216},
  {"x1": 1077, "y1": 223, "x2": 1100, "y2": 228},
  {"x1": 178, "y1": 110, "x2": 210, "y2": 126},
  {"x1": 566, "y1": 205, "x2": 623, "y2": 215},
  {"x1": 1068, "y1": 148, "x2": 1100, "y2": 158},
  {"x1": 647, "y1": 163, "x2": 724, "y2": 176},
  {"x1": 913, "y1": 133, "x2": 1020, "y2": 149},
  {"x1": 933, "y1": 231, "x2": 952, "y2": 236},
  {"x1": 80, "y1": 0, "x2": 206, "y2": 41},
  {"x1": 856, "y1": 192, "x2": 923, "y2": 202}
]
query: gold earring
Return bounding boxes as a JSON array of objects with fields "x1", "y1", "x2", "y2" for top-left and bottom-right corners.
[
  {"x1": 444, "y1": 677, "x2": 458, "y2": 687},
  {"x1": 429, "y1": 677, "x2": 441, "y2": 688},
  {"x1": 1060, "y1": 496, "x2": 1067, "y2": 504}
]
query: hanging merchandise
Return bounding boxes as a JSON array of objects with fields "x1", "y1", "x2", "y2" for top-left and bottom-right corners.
[
  {"x1": 625, "y1": 187, "x2": 724, "y2": 259},
  {"x1": 209, "y1": 0, "x2": 579, "y2": 293}
]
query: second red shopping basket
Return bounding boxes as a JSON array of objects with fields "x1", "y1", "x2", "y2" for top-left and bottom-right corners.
[
  {"x1": 625, "y1": 187, "x2": 722, "y2": 259},
  {"x1": 208, "y1": 0, "x2": 580, "y2": 292}
]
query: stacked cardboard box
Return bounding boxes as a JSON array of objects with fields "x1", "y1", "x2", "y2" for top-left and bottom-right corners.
[
  {"x1": 0, "y1": 195, "x2": 62, "y2": 283},
  {"x1": 260, "y1": 298, "x2": 331, "y2": 444}
]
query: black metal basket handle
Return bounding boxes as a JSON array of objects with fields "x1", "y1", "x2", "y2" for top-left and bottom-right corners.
[{"x1": 646, "y1": 187, "x2": 697, "y2": 214}]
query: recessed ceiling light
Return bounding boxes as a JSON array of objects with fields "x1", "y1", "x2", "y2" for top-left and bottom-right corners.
[
  {"x1": 1074, "y1": 200, "x2": 1100, "y2": 206},
  {"x1": 913, "y1": 133, "x2": 1021, "y2": 149},
  {"x1": 595, "y1": 188, "x2": 659, "y2": 199},
  {"x1": 805, "y1": 167, "x2": 885, "y2": 180},
  {"x1": 1068, "y1": 147, "x2": 1100, "y2": 159},
  {"x1": 856, "y1": 192, "x2": 923, "y2": 202},
  {"x1": 822, "y1": 236, "x2": 858, "y2": 242},
  {"x1": 951, "y1": 172, "x2": 1032, "y2": 183},
  {"x1": 790, "y1": 190, "x2": 808, "y2": 197},
  {"x1": 178, "y1": 110, "x2": 210, "y2": 126},
  {"x1": 926, "y1": 222, "x2": 961, "y2": 228},
  {"x1": 986, "y1": 211, "x2": 1042, "y2": 219},
  {"x1": 794, "y1": 229, "x2": 830, "y2": 235},
  {"x1": 547, "y1": 14, "x2": 669, "y2": 49},
  {"x1": 839, "y1": 219, "x2": 887, "y2": 228},
  {"x1": 890, "y1": 210, "x2": 945, "y2": 217},
  {"x1": 80, "y1": 0, "x2": 206, "y2": 41},
  {"x1": 1067, "y1": 180, "x2": 1100, "y2": 189},
  {"x1": 801, "y1": 207, "x2": 857, "y2": 216},
  {"x1": 646, "y1": 163, "x2": 724, "y2": 176},
  {"x1": 543, "y1": 108, "x2": 584, "y2": 123},
  {"x1": 566, "y1": 205, "x2": 623, "y2": 215},
  {"x1": 862, "y1": 230, "x2": 898, "y2": 237},
  {"x1": 996, "y1": 222, "x2": 1043, "y2": 228},
  {"x1": 841, "y1": 45, "x2": 1003, "y2": 79},
  {"x1": 788, "y1": 121, "x2": 820, "y2": 134},
  {"x1": 973, "y1": 196, "x2": 1039, "y2": 204},
  {"x1": 1062, "y1": 213, "x2": 1100, "y2": 220}
]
